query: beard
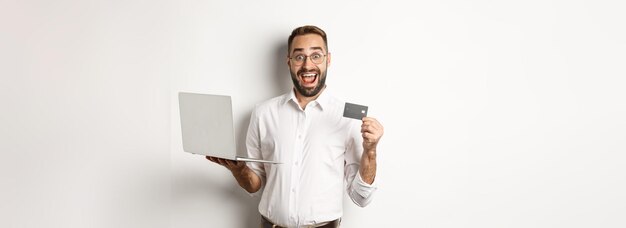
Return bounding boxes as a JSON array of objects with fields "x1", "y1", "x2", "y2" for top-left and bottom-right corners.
[{"x1": 290, "y1": 67, "x2": 327, "y2": 97}]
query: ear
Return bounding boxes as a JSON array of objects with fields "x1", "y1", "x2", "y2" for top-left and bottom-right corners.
[{"x1": 326, "y1": 52, "x2": 331, "y2": 68}]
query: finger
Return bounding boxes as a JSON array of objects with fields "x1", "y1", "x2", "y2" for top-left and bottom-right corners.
[
  {"x1": 361, "y1": 125, "x2": 368, "y2": 133},
  {"x1": 222, "y1": 158, "x2": 233, "y2": 166},
  {"x1": 370, "y1": 123, "x2": 382, "y2": 133},
  {"x1": 361, "y1": 122, "x2": 374, "y2": 132},
  {"x1": 363, "y1": 117, "x2": 380, "y2": 125},
  {"x1": 206, "y1": 156, "x2": 218, "y2": 163},
  {"x1": 366, "y1": 120, "x2": 383, "y2": 134},
  {"x1": 226, "y1": 160, "x2": 237, "y2": 168},
  {"x1": 362, "y1": 132, "x2": 378, "y2": 143},
  {"x1": 361, "y1": 125, "x2": 379, "y2": 134},
  {"x1": 362, "y1": 122, "x2": 381, "y2": 133},
  {"x1": 362, "y1": 120, "x2": 382, "y2": 132},
  {"x1": 216, "y1": 158, "x2": 229, "y2": 166},
  {"x1": 362, "y1": 117, "x2": 373, "y2": 122},
  {"x1": 364, "y1": 118, "x2": 381, "y2": 128},
  {"x1": 218, "y1": 158, "x2": 239, "y2": 168},
  {"x1": 233, "y1": 160, "x2": 245, "y2": 168},
  {"x1": 362, "y1": 117, "x2": 377, "y2": 123}
]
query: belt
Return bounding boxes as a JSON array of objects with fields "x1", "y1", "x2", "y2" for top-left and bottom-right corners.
[{"x1": 261, "y1": 216, "x2": 340, "y2": 228}]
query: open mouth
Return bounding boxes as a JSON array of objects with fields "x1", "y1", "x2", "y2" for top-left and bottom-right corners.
[{"x1": 299, "y1": 72, "x2": 318, "y2": 87}]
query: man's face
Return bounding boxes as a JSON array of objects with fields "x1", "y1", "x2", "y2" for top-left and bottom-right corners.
[{"x1": 288, "y1": 34, "x2": 331, "y2": 97}]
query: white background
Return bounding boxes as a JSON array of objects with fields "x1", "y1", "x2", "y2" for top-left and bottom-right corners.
[{"x1": 1, "y1": 0, "x2": 625, "y2": 227}]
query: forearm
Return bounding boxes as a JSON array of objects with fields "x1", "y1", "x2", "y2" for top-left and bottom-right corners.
[
  {"x1": 359, "y1": 150, "x2": 377, "y2": 184},
  {"x1": 231, "y1": 166, "x2": 262, "y2": 193}
]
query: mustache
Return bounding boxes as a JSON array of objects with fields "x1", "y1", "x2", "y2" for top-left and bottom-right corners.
[{"x1": 297, "y1": 68, "x2": 320, "y2": 75}]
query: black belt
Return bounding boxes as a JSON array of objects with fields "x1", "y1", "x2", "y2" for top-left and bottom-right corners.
[{"x1": 261, "y1": 216, "x2": 340, "y2": 228}]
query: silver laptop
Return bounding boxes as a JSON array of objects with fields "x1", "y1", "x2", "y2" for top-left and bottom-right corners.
[{"x1": 178, "y1": 92, "x2": 280, "y2": 164}]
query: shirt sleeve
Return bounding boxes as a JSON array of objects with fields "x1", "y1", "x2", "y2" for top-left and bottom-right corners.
[
  {"x1": 344, "y1": 121, "x2": 377, "y2": 207},
  {"x1": 245, "y1": 106, "x2": 266, "y2": 197}
]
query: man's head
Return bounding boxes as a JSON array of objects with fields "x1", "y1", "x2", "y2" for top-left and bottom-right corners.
[{"x1": 287, "y1": 25, "x2": 331, "y2": 97}]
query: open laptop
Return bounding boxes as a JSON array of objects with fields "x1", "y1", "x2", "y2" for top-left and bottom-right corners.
[{"x1": 178, "y1": 92, "x2": 280, "y2": 164}]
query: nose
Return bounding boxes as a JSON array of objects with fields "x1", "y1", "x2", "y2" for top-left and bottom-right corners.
[{"x1": 303, "y1": 56, "x2": 316, "y2": 68}]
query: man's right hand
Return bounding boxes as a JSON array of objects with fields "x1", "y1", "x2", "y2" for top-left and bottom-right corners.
[
  {"x1": 205, "y1": 156, "x2": 246, "y2": 172},
  {"x1": 205, "y1": 156, "x2": 262, "y2": 193}
]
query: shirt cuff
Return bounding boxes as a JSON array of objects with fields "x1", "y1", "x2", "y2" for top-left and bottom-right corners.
[{"x1": 353, "y1": 171, "x2": 377, "y2": 199}]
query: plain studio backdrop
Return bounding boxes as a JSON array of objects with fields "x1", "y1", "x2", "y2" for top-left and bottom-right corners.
[{"x1": 1, "y1": 0, "x2": 625, "y2": 227}]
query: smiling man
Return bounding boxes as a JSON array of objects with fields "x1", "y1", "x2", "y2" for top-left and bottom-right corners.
[{"x1": 207, "y1": 25, "x2": 384, "y2": 228}]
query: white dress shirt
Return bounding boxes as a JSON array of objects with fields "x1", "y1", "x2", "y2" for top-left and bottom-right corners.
[{"x1": 245, "y1": 88, "x2": 377, "y2": 227}]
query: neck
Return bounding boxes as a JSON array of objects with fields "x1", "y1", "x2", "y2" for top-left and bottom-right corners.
[{"x1": 294, "y1": 86, "x2": 325, "y2": 110}]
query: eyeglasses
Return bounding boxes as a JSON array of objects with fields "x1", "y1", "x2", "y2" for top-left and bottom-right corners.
[{"x1": 289, "y1": 52, "x2": 327, "y2": 66}]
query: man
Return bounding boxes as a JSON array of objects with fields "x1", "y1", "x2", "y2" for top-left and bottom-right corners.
[{"x1": 207, "y1": 25, "x2": 384, "y2": 228}]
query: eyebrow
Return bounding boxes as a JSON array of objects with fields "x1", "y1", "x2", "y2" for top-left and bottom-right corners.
[{"x1": 292, "y1": 47, "x2": 325, "y2": 54}]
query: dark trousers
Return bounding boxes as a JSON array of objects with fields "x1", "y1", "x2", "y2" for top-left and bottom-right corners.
[{"x1": 261, "y1": 216, "x2": 341, "y2": 228}]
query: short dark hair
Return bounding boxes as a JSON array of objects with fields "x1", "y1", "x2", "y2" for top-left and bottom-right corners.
[{"x1": 288, "y1": 25, "x2": 328, "y2": 54}]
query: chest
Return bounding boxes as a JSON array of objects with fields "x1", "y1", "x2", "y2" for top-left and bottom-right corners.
[{"x1": 257, "y1": 106, "x2": 353, "y2": 162}]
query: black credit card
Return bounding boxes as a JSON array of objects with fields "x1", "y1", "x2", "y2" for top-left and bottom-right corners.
[{"x1": 343, "y1": 102, "x2": 368, "y2": 120}]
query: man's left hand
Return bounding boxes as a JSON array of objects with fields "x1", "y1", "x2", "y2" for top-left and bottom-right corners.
[{"x1": 361, "y1": 117, "x2": 383, "y2": 157}]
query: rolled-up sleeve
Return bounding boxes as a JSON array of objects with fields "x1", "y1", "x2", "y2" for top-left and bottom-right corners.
[
  {"x1": 344, "y1": 121, "x2": 377, "y2": 207},
  {"x1": 245, "y1": 107, "x2": 266, "y2": 197}
]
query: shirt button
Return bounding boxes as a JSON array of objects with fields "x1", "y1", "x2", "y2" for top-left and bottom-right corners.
[
  {"x1": 292, "y1": 188, "x2": 296, "y2": 193},
  {"x1": 294, "y1": 161, "x2": 299, "y2": 166}
]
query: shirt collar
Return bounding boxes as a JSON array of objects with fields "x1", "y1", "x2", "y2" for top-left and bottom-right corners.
[{"x1": 282, "y1": 86, "x2": 330, "y2": 111}]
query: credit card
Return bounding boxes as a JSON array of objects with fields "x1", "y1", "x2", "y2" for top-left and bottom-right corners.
[{"x1": 343, "y1": 102, "x2": 368, "y2": 120}]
